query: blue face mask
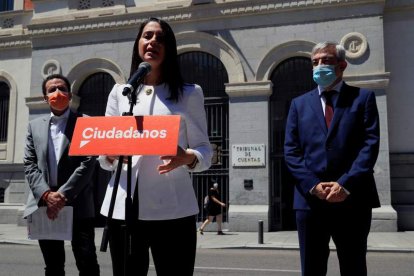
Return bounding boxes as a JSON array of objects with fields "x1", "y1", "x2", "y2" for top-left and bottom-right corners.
[{"x1": 313, "y1": 65, "x2": 337, "y2": 88}]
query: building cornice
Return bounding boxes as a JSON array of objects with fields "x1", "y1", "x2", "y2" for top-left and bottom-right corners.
[
  {"x1": 27, "y1": 0, "x2": 385, "y2": 37},
  {"x1": 385, "y1": 0, "x2": 414, "y2": 12},
  {"x1": 0, "y1": 0, "x2": 386, "y2": 49},
  {"x1": 0, "y1": 35, "x2": 31, "y2": 49}
]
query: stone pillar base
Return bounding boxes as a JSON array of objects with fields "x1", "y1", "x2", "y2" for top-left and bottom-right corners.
[
  {"x1": 0, "y1": 204, "x2": 25, "y2": 224},
  {"x1": 227, "y1": 205, "x2": 397, "y2": 232},
  {"x1": 228, "y1": 205, "x2": 269, "y2": 232},
  {"x1": 371, "y1": 205, "x2": 398, "y2": 232}
]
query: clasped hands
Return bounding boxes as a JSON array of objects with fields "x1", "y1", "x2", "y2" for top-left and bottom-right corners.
[
  {"x1": 106, "y1": 146, "x2": 196, "y2": 175},
  {"x1": 44, "y1": 191, "x2": 67, "y2": 220},
  {"x1": 313, "y1": 182, "x2": 348, "y2": 203}
]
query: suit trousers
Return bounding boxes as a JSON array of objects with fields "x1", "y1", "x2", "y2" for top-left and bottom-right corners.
[
  {"x1": 296, "y1": 205, "x2": 372, "y2": 276},
  {"x1": 109, "y1": 215, "x2": 197, "y2": 276},
  {"x1": 38, "y1": 218, "x2": 100, "y2": 276}
]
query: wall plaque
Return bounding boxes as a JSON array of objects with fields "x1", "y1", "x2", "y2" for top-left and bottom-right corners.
[{"x1": 232, "y1": 144, "x2": 265, "y2": 167}]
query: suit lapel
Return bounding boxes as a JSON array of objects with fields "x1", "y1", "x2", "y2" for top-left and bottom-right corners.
[
  {"x1": 36, "y1": 116, "x2": 51, "y2": 180},
  {"x1": 39, "y1": 116, "x2": 50, "y2": 162},
  {"x1": 59, "y1": 111, "x2": 77, "y2": 162},
  {"x1": 308, "y1": 88, "x2": 328, "y2": 134}
]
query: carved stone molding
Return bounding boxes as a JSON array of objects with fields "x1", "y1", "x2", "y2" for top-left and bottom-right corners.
[
  {"x1": 78, "y1": 0, "x2": 91, "y2": 9},
  {"x1": 2, "y1": 18, "x2": 14, "y2": 29},
  {"x1": 0, "y1": 38, "x2": 31, "y2": 49},
  {"x1": 225, "y1": 81, "x2": 273, "y2": 98},
  {"x1": 220, "y1": 0, "x2": 364, "y2": 15},
  {"x1": 25, "y1": 95, "x2": 49, "y2": 111},
  {"x1": 344, "y1": 72, "x2": 390, "y2": 89},
  {"x1": 176, "y1": 31, "x2": 245, "y2": 83},
  {"x1": 340, "y1": 32, "x2": 368, "y2": 59},
  {"x1": 2, "y1": 0, "x2": 384, "y2": 50},
  {"x1": 27, "y1": 0, "x2": 378, "y2": 37},
  {"x1": 41, "y1": 59, "x2": 62, "y2": 79}
]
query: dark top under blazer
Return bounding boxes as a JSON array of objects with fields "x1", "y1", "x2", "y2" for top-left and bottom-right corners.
[{"x1": 284, "y1": 82, "x2": 380, "y2": 210}]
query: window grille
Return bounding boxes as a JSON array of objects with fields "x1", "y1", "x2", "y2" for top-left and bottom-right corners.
[
  {"x1": 77, "y1": 72, "x2": 115, "y2": 226},
  {"x1": 0, "y1": 82, "x2": 10, "y2": 142},
  {"x1": 178, "y1": 51, "x2": 230, "y2": 222},
  {"x1": 0, "y1": 188, "x2": 4, "y2": 203}
]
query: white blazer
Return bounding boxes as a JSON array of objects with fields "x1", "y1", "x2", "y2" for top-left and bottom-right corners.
[{"x1": 99, "y1": 83, "x2": 212, "y2": 220}]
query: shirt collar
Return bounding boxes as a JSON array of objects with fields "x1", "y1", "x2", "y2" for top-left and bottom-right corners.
[
  {"x1": 50, "y1": 108, "x2": 70, "y2": 122},
  {"x1": 318, "y1": 80, "x2": 344, "y2": 96}
]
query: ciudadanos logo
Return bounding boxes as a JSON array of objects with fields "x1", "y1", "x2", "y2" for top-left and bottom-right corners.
[
  {"x1": 80, "y1": 127, "x2": 168, "y2": 148},
  {"x1": 69, "y1": 115, "x2": 180, "y2": 156}
]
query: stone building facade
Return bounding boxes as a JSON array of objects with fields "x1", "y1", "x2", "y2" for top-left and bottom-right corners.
[{"x1": 0, "y1": 0, "x2": 413, "y2": 231}]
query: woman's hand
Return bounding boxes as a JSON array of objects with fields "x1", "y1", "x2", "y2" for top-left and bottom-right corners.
[{"x1": 158, "y1": 146, "x2": 197, "y2": 174}]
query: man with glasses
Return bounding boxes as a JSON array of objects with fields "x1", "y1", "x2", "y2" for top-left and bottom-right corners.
[
  {"x1": 284, "y1": 42, "x2": 380, "y2": 276},
  {"x1": 23, "y1": 74, "x2": 100, "y2": 276}
]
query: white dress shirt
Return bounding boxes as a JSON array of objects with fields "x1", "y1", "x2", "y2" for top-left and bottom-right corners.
[
  {"x1": 99, "y1": 83, "x2": 212, "y2": 220},
  {"x1": 318, "y1": 81, "x2": 343, "y2": 115},
  {"x1": 47, "y1": 109, "x2": 69, "y2": 187}
]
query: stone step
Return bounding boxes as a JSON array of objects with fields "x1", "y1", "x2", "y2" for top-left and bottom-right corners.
[{"x1": 0, "y1": 204, "x2": 25, "y2": 225}]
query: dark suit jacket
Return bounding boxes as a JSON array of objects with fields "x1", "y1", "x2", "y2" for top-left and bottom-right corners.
[
  {"x1": 23, "y1": 110, "x2": 96, "y2": 219},
  {"x1": 284, "y1": 82, "x2": 380, "y2": 210}
]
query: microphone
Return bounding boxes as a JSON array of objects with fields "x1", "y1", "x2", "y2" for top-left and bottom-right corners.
[{"x1": 122, "y1": 62, "x2": 152, "y2": 96}]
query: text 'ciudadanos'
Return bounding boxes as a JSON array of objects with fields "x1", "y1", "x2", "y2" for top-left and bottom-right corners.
[{"x1": 69, "y1": 115, "x2": 180, "y2": 156}]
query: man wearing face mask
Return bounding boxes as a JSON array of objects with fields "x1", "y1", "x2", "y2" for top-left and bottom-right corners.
[
  {"x1": 284, "y1": 42, "x2": 380, "y2": 276},
  {"x1": 23, "y1": 74, "x2": 100, "y2": 276}
]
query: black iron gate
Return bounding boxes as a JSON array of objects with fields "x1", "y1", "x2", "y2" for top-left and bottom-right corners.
[
  {"x1": 269, "y1": 57, "x2": 316, "y2": 231},
  {"x1": 77, "y1": 72, "x2": 115, "y2": 226},
  {"x1": 0, "y1": 81, "x2": 10, "y2": 142},
  {"x1": 178, "y1": 51, "x2": 229, "y2": 222}
]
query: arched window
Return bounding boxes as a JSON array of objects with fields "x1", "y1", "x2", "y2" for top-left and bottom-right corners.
[
  {"x1": 179, "y1": 51, "x2": 228, "y2": 98},
  {"x1": 269, "y1": 57, "x2": 316, "y2": 231},
  {"x1": 0, "y1": 81, "x2": 10, "y2": 142},
  {"x1": 77, "y1": 72, "x2": 114, "y2": 116},
  {"x1": 178, "y1": 51, "x2": 229, "y2": 222},
  {"x1": 77, "y1": 72, "x2": 115, "y2": 226}
]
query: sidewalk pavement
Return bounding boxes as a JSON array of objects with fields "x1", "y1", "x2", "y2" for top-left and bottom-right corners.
[{"x1": 1, "y1": 224, "x2": 414, "y2": 253}]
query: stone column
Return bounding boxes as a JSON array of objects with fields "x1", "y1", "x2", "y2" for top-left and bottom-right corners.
[{"x1": 225, "y1": 81, "x2": 273, "y2": 231}]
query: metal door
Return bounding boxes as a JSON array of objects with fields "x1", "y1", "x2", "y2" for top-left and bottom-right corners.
[
  {"x1": 269, "y1": 57, "x2": 316, "y2": 230},
  {"x1": 0, "y1": 81, "x2": 9, "y2": 142},
  {"x1": 77, "y1": 72, "x2": 115, "y2": 226},
  {"x1": 178, "y1": 51, "x2": 230, "y2": 222}
]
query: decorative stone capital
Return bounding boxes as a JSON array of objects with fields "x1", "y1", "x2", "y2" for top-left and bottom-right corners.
[
  {"x1": 225, "y1": 81, "x2": 273, "y2": 98},
  {"x1": 25, "y1": 95, "x2": 48, "y2": 111},
  {"x1": 344, "y1": 72, "x2": 390, "y2": 89}
]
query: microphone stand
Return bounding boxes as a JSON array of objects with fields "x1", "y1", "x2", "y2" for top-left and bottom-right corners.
[{"x1": 100, "y1": 85, "x2": 139, "y2": 276}]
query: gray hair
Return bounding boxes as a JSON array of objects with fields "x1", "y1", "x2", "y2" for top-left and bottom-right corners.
[{"x1": 311, "y1": 41, "x2": 346, "y2": 61}]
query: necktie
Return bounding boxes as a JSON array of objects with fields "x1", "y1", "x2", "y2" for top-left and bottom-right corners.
[{"x1": 323, "y1": 90, "x2": 335, "y2": 128}]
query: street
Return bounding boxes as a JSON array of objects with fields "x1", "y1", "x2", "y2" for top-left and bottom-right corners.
[{"x1": 1, "y1": 244, "x2": 413, "y2": 275}]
